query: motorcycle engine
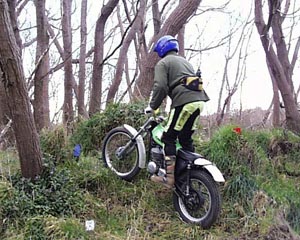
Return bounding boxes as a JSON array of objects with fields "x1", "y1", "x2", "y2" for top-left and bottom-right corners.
[{"x1": 147, "y1": 147, "x2": 164, "y2": 175}]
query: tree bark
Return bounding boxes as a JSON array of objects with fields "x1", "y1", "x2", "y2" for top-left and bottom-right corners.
[
  {"x1": 106, "y1": 0, "x2": 146, "y2": 103},
  {"x1": 266, "y1": 58, "x2": 281, "y2": 126},
  {"x1": 7, "y1": 0, "x2": 22, "y2": 50},
  {"x1": 62, "y1": 0, "x2": 74, "y2": 127},
  {"x1": 89, "y1": 0, "x2": 119, "y2": 115},
  {"x1": 116, "y1": 3, "x2": 133, "y2": 102},
  {"x1": 33, "y1": 0, "x2": 50, "y2": 132},
  {"x1": 254, "y1": 0, "x2": 300, "y2": 134},
  {"x1": 178, "y1": 26, "x2": 185, "y2": 57},
  {"x1": 0, "y1": 66, "x2": 10, "y2": 125},
  {"x1": 151, "y1": 0, "x2": 161, "y2": 35},
  {"x1": 135, "y1": 0, "x2": 202, "y2": 98},
  {"x1": 45, "y1": 15, "x2": 80, "y2": 104},
  {"x1": 0, "y1": 0, "x2": 43, "y2": 178},
  {"x1": 78, "y1": 0, "x2": 88, "y2": 118}
]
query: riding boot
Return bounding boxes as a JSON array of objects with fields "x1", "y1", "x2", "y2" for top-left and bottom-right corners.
[{"x1": 151, "y1": 155, "x2": 176, "y2": 189}]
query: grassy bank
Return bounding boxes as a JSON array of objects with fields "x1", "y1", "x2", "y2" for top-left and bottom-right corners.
[{"x1": 0, "y1": 103, "x2": 299, "y2": 239}]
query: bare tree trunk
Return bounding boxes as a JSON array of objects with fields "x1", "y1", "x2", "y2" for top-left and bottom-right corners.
[
  {"x1": 106, "y1": 0, "x2": 146, "y2": 103},
  {"x1": 152, "y1": 0, "x2": 161, "y2": 35},
  {"x1": 33, "y1": 0, "x2": 50, "y2": 132},
  {"x1": 116, "y1": 3, "x2": 133, "y2": 101},
  {"x1": 78, "y1": 0, "x2": 88, "y2": 118},
  {"x1": 178, "y1": 26, "x2": 185, "y2": 57},
  {"x1": 0, "y1": 0, "x2": 18, "y2": 147},
  {"x1": 254, "y1": 0, "x2": 300, "y2": 134},
  {"x1": 217, "y1": 59, "x2": 228, "y2": 114},
  {"x1": 215, "y1": 12, "x2": 253, "y2": 125},
  {"x1": 7, "y1": 0, "x2": 22, "y2": 50},
  {"x1": 46, "y1": 16, "x2": 80, "y2": 103},
  {"x1": 0, "y1": 63, "x2": 10, "y2": 125},
  {"x1": 0, "y1": 119, "x2": 11, "y2": 148},
  {"x1": 272, "y1": 89, "x2": 281, "y2": 126},
  {"x1": 0, "y1": 0, "x2": 42, "y2": 178},
  {"x1": 62, "y1": 0, "x2": 74, "y2": 127},
  {"x1": 89, "y1": 0, "x2": 119, "y2": 115},
  {"x1": 267, "y1": 60, "x2": 281, "y2": 126},
  {"x1": 135, "y1": 0, "x2": 202, "y2": 99},
  {"x1": 293, "y1": 38, "x2": 300, "y2": 98},
  {"x1": 177, "y1": 0, "x2": 185, "y2": 57}
]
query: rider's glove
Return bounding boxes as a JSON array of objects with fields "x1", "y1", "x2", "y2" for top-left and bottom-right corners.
[{"x1": 144, "y1": 106, "x2": 153, "y2": 115}]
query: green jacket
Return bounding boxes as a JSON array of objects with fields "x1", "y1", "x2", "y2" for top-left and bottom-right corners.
[{"x1": 150, "y1": 52, "x2": 209, "y2": 110}]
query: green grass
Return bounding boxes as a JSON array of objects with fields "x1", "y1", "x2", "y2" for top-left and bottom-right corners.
[
  {"x1": 0, "y1": 153, "x2": 225, "y2": 239},
  {"x1": 0, "y1": 126, "x2": 300, "y2": 239},
  {"x1": 0, "y1": 149, "x2": 19, "y2": 176}
]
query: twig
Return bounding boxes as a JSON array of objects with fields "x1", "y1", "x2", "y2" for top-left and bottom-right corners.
[{"x1": 0, "y1": 119, "x2": 12, "y2": 144}]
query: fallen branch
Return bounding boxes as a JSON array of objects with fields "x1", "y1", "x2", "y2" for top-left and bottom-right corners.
[{"x1": 0, "y1": 119, "x2": 12, "y2": 144}]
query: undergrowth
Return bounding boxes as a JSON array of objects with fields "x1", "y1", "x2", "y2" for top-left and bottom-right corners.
[
  {"x1": 0, "y1": 103, "x2": 299, "y2": 239},
  {"x1": 70, "y1": 101, "x2": 147, "y2": 155}
]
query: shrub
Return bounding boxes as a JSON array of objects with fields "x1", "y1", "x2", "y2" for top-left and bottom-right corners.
[
  {"x1": 224, "y1": 173, "x2": 258, "y2": 208},
  {"x1": 0, "y1": 159, "x2": 86, "y2": 236},
  {"x1": 40, "y1": 125, "x2": 71, "y2": 163},
  {"x1": 70, "y1": 101, "x2": 147, "y2": 155},
  {"x1": 199, "y1": 125, "x2": 269, "y2": 178},
  {"x1": 268, "y1": 129, "x2": 300, "y2": 176},
  {"x1": 287, "y1": 201, "x2": 300, "y2": 233}
]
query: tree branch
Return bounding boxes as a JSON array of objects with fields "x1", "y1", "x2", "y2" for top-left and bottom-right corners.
[{"x1": 100, "y1": 0, "x2": 140, "y2": 66}]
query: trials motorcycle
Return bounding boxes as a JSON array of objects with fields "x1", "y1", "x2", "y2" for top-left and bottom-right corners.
[{"x1": 102, "y1": 113, "x2": 225, "y2": 229}]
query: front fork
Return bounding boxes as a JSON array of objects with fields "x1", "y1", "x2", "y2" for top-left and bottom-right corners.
[{"x1": 174, "y1": 160, "x2": 193, "y2": 198}]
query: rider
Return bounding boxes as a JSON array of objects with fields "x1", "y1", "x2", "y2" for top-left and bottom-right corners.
[{"x1": 145, "y1": 35, "x2": 210, "y2": 189}]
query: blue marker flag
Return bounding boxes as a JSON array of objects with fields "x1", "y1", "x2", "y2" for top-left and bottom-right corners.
[{"x1": 73, "y1": 144, "x2": 81, "y2": 158}]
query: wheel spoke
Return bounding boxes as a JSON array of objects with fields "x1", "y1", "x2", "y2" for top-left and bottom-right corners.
[
  {"x1": 181, "y1": 178, "x2": 211, "y2": 219},
  {"x1": 103, "y1": 128, "x2": 140, "y2": 180},
  {"x1": 173, "y1": 170, "x2": 221, "y2": 228}
]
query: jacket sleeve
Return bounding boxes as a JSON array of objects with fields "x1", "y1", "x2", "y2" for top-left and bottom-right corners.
[{"x1": 149, "y1": 61, "x2": 169, "y2": 110}]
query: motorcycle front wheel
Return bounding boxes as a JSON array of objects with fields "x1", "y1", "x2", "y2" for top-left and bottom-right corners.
[
  {"x1": 102, "y1": 127, "x2": 141, "y2": 181},
  {"x1": 173, "y1": 170, "x2": 222, "y2": 229}
]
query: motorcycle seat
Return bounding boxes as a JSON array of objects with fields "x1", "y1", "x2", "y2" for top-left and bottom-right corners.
[{"x1": 177, "y1": 149, "x2": 203, "y2": 161}]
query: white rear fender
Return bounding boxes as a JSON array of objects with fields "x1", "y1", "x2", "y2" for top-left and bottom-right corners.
[
  {"x1": 123, "y1": 124, "x2": 146, "y2": 168},
  {"x1": 194, "y1": 158, "x2": 225, "y2": 183}
]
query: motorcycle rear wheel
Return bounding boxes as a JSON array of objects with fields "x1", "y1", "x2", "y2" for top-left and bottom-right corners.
[
  {"x1": 102, "y1": 127, "x2": 141, "y2": 181},
  {"x1": 173, "y1": 170, "x2": 222, "y2": 229}
]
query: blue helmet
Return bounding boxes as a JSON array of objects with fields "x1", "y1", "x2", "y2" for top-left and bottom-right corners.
[{"x1": 154, "y1": 35, "x2": 179, "y2": 58}]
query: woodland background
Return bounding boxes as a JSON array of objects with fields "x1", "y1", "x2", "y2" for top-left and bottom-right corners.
[
  {"x1": 0, "y1": 0, "x2": 300, "y2": 239},
  {"x1": 1, "y1": 0, "x2": 300, "y2": 178}
]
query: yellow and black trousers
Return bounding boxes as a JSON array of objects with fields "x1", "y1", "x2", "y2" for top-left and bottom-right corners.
[{"x1": 162, "y1": 101, "x2": 204, "y2": 156}]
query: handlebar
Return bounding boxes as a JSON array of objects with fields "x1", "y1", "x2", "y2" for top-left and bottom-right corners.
[{"x1": 156, "y1": 115, "x2": 166, "y2": 123}]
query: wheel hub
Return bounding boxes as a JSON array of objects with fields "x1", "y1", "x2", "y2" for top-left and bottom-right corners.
[
  {"x1": 184, "y1": 189, "x2": 205, "y2": 211},
  {"x1": 115, "y1": 146, "x2": 125, "y2": 159}
]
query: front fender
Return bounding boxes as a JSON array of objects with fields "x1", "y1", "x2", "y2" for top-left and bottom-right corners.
[
  {"x1": 194, "y1": 158, "x2": 225, "y2": 183},
  {"x1": 123, "y1": 124, "x2": 146, "y2": 168}
]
